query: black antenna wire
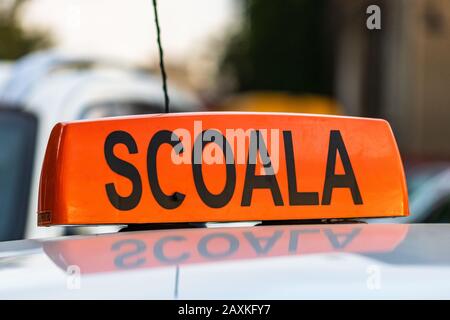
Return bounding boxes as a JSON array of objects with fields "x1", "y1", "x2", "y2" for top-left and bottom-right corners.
[{"x1": 152, "y1": 0, "x2": 170, "y2": 113}]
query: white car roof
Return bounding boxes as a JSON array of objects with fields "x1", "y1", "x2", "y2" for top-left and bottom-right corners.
[{"x1": 1, "y1": 223, "x2": 450, "y2": 299}]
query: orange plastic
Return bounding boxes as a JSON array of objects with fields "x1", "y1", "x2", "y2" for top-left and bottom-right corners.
[{"x1": 38, "y1": 112, "x2": 408, "y2": 226}]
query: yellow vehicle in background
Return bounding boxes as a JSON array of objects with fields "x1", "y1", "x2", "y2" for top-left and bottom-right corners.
[{"x1": 218, "y1": 92, "x2": 343, "y2": 115}]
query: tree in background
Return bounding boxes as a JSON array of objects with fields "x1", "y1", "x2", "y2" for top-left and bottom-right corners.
[
  {"x1": 220, "y1": 0, "x2": 334, "y2": 96},
  {"x1": 0, "y1": 0, "x2": 52, "y2": 60}
]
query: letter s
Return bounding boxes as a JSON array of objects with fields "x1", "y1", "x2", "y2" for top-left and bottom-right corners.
[{"x1": 104, "y1": 130, "x2": 142, "y2": 210}]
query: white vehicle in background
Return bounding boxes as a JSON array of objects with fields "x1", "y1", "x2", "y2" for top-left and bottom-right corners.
[
  {"x1": 0, "y1": 51, "x2": 202, "y2": 241},
  {"x1": 0, "y1": 62, "x2": 12, "y2": 91}
]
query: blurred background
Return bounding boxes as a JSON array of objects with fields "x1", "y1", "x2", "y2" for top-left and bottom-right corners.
[{"x1": 0, "y1": 0, "x2": 449, "y2": 241}]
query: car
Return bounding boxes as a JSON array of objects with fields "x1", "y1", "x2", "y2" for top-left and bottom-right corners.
[
  {"x1": 0, "y1": 51, "x2": 201, "y2": 241},
  {"x1": 0, "y1": 112, "x2": 450, "y2": 300},
  {"x1": 216, "y1": 92, "x2": 343, "y2": 115},
  {"x1": 1, "y1": 223, "x2": 449, "y2": 299},
  {"x1": 1, "y1": 112, "x2": 448, "y2": 299}
]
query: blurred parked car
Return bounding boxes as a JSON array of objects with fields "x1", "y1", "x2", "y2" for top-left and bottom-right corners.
[{"x1": 0, "y1": 51, "x2": 202, "y2": 241}]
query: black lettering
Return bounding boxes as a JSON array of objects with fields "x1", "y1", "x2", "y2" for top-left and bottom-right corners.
[
  {"x1": 289, "y1": 229, "x2": 320, "y2": 253},
  {"x1": 192, "y1": 130, "x2": 236, "y2": 208},
  {"x1": 324, "y1": 227, "x2": 362, "y2": 249},
  {"x1": 147, "y1": 130, "x2": 185, "y2": 209},
  {"x1": 241, "y1": 130, "x2": 283, "y2": 206},
  {"x1": 112, "y1": 239, "x2": 146, "y2": 269},
  {"x1": 198, "y1": 233, "x2": 239, "y2": 259},
  {"x1": 244, "y1": 230, "x2": 283, "y2": 254},
  {"x1": 322, "y1": 130, "x2": 363, "y2": 205},
  {"x1": 283, "y1": 131, "x2": 319, "y2": 205},
  {"x1": 105, "y1": 131, "x2": 142, "y2": 210},
  {"x1": 154, "y1": 236, "x2": 190, "y2": 263}
]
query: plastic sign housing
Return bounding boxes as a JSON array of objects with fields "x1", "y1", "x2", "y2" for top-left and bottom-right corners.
[{"x1": 38, "y1": 112, "x2": 408, "y2": 226}]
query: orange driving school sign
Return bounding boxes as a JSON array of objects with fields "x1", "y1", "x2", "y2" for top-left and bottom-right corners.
[{"x1": 38, "y1": 112, "x2": 408, "y2": 226}]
